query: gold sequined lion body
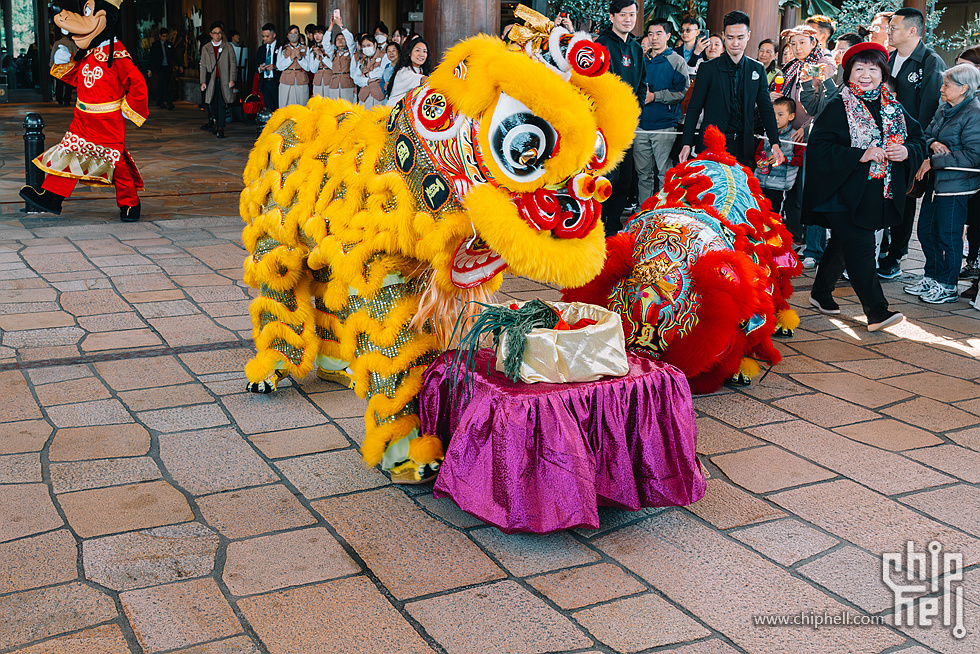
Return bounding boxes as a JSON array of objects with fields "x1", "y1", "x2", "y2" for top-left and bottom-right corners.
[{"x1": 240, "y1": 16, "x2": 638, "y2": 482}]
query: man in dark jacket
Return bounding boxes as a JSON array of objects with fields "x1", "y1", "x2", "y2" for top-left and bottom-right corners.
[
  {"x1": 148, "y1": 28, "x2": 177, "y2": 110},
  {"x1": 596, "y1": 0, "x2": 646, "y2": 236},
  {"x1": 634, "y1": 18, "x2": 689, "y2": 203},
  {"x1": 680, "y1": 10, "x2": 784, "y2": 170},
  {"x1": 877, "y1": 7, "x2": 947, "y2": 279},
  {"x1": 255, "y1": 23, "x2": 281, "y2": 111}
]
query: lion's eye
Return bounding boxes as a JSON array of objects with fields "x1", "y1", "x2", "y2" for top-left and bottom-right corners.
[
  {"x1": 592, "y1": 131, "x2": 608, "y2": 169},
  {"x1": 488, "y1": 94, "x2": 557, "y2": 182}
]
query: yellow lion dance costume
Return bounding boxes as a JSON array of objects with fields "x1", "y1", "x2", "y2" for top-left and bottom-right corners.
[{"x1": 240, "y1": 6, "x2": 638, "y2": 483}]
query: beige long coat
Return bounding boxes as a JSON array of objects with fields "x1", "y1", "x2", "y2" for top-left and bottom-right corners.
[{"x1": 200, "y1": 40, "x2": 237, "y2": 104}]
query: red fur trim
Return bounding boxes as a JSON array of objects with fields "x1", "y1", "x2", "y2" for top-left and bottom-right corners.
[
  {"x1": 562, "y1": 232, "x2": 636, "y2": 306},
  {"x1": 660, "y1": 250, "x2": 763, "y2": 387},
  {"x1": 702, "y1": 125, "x2": 728, "y2": 156}
]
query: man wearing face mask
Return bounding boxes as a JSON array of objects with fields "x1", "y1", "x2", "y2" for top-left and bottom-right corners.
[{"x1": 21, "y1": 0, "x2": 148, "y2": 222}]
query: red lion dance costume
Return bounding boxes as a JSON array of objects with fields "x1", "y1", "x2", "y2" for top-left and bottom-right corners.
[
  {"x1": 564, "y1": 127, "x2": 802, "y2": 393},
  {"x1": 20, "y1": 0, "x2": 147, "y2": 222}
]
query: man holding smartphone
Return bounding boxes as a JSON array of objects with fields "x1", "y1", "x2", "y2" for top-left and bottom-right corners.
[
  {"x1": 674, "y1": 17, "x2": 709, "y2": 77},
  {"x1": 256, "y1": 23, "x2": 280, "y2": 111}
]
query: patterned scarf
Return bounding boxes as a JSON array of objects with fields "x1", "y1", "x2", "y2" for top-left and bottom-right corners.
[
  {"x1": 780, "y1": 42, "x2": 822, "y2": 94},
  {"x1": 841, "y1": 83, "x2": 908, "y2": 199}
]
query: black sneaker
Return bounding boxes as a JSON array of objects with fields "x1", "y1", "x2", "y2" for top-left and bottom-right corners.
[
  {"x1": 867, "y1": 311, "x2": 904, "y2": 332},
  {"x1": 877, "y1": 258, "x2": 902, "y2": 279},
  {"x1": 809, "y1": 296, "x2": 840, "y2": 315},
  {"x1": 959, "y1": 258, "x2": 980, "y2": 280}
]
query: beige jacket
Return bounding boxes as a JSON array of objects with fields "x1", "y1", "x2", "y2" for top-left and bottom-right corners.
[{"x1": 200, "y1": 40, "x2": 237, "y2": 104}]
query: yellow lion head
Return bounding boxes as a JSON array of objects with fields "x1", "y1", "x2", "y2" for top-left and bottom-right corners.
[{"x1": 386, "y1": 26, "x2": 639, "y2": 294}]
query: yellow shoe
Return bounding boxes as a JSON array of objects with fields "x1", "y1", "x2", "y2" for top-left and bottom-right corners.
[
  {"x1": 388, "y1": 459, "x2": 441, "y2": 485},
  {"x1": 316, "y1": 367, "x2": 355, "y2": 389}
]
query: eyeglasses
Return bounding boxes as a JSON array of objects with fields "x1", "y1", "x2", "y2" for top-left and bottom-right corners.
[
  {"x1": 210, "y1": 30, "x2": 222, "y2": 36},
  {"x1": 681, "y1": 28, "x2": 698, "y2": 33}
]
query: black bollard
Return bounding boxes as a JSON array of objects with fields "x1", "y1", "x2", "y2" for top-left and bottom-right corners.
[
  {"x1": 256, "y1": 108, "x2": 272, "y2": 138},
  {"x1": 23, "y1": 113, "x2": 45, "y2": 213}
]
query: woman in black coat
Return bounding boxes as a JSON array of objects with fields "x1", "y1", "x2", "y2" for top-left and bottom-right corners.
[{"x1": 802, "y1": 42, "x2": 926, "y2": 332}]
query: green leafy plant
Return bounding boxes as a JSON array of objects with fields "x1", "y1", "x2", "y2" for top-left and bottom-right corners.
[
  {"x1": 835, "y1": 0, "x2": 946, "y2": 46},
  {"x1": 644, "y1": 0, "x2": 708, "y2": 34},
  {"x1": 936, "y1": 12, "x2": 979, "y2": 52},
  {"x1": 779, "y1": 0, "x2": 840, "y2": 22},
  {"x1": 551, "y1": 0, "x2": 608, "y2": 28}
]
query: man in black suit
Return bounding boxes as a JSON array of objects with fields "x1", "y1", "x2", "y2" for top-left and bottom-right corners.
[
  {"x1": 255, "y1": 23, "x2": 280, "y2": 111},
  {"x1": 148, "y1": 28, "x2": 177, "y2": 110},
  {"x1": 680, "y1": 10, "x2": 785, "y2": 170}
]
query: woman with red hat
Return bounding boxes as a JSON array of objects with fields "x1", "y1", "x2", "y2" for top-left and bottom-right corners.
[{"x1": 801, "y1": 41, "x2": 926, "y2": 332}]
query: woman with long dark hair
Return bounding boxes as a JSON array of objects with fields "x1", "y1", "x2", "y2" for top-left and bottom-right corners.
[
  {"x1": 386, "y1": 36, "x2": 431, "y2": 105},
  {"x1": 802, "y1": 42, "x2": 926, "y2": 331}
]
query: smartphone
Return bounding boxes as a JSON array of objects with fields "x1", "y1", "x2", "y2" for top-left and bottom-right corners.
[
  {"x1": 700, "y1": 28, "x2": 709, "y2": 39},
  {"x1": 332, "y1": 9, "x2": 340, "y2": 19},
  {"x1": 806, "y1": 63, "x2": 822, "y2": 77}
]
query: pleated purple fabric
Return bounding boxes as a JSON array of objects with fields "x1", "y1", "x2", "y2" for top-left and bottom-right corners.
[{"x1": 420, "y1": 349, "x2": 706, "y2": 534}]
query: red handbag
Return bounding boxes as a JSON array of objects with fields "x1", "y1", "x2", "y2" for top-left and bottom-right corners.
[{"x1": 243, "y1": 72, "x2": 263, "y2": 115}]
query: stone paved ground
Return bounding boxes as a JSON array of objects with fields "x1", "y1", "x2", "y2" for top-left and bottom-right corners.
[{"x1": 0, "y1": 101, "x2": 979, "y2": 654}]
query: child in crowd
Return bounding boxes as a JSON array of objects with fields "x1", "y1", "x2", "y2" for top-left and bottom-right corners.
[{"x1": 754, "y1": 96, "x2": 804, "y2": 216}]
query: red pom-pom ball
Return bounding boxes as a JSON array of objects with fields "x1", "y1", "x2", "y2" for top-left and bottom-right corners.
[{"x1": 568, "y1": 40, "x2": 610, "y2": 77}]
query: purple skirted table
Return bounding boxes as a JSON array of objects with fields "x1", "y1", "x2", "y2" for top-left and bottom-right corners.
[{"x1": 419, "y1": 349, "x2": 706, "y2": 534}]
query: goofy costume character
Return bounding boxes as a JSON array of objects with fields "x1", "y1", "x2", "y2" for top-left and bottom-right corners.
[{"x1": 20, "y1": 0, "x2": 147, "y2": 222}]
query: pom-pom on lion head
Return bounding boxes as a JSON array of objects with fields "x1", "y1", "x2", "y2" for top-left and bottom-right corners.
[{"x1": 387, "y1": 5, "x2": 638, "y2": 293}]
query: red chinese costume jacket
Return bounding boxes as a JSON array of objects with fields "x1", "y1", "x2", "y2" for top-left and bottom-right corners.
[{"x1": 36, "y1": 39, "x2": 147, "y2": 190}]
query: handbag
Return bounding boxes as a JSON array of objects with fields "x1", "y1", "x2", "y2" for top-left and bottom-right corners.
[
  {"x1": 243, "y1": 71, "x2": 263, "y2": 115},
  {"x1": 907, "y1": 169, "x2": 931, "y2": 199}
]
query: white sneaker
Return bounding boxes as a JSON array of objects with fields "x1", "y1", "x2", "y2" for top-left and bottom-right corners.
[
  {"x1": 920, "y1": 283, "x2": 959, "y2": 304},
  {"x1": 904, "y1": 277, "x2": 937, "y2": 296},
  {"x1": 802, "y1": 257, "x2": 817, "y2": 269}
]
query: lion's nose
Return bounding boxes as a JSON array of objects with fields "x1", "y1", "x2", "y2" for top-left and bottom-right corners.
[
  {"x1": 568, "y1": 174, "x2": 595, "y2": 201},
  {"x1": 593, "y1": 177, "x2": 612, "y2": 203}
]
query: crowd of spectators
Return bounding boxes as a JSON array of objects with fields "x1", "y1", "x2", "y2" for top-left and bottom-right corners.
[
  {"x1": 613, "y1": 2, "x2": 980, "y2": 319},
  {"x1": 53, "y1": 3, "x2": 980, "y2": 315}
]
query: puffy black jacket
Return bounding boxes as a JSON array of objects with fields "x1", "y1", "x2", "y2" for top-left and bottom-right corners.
[{"x1": 925, "y1": 97, "x2": 980, "y2": 195}]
